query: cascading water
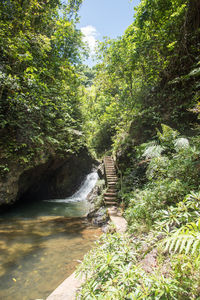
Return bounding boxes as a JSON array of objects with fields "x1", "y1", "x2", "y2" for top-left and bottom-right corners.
[
  {"x1": 0, "y1": 171, "x2": 101, "y2": 300},
  {"x1": 47, "y1": 171, "x2": 99, "y2": 203}
]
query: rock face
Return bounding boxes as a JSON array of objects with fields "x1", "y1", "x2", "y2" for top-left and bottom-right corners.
[
  {"x1": 0, "y1": 148, "x2": 96, "y2": 207},
  {"x1": 86, "y1": 165, "x2": 105, "y2": 216}
]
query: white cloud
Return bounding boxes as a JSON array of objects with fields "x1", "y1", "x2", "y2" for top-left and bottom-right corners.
[{"x1": 81, "y1": 25, "x2": 98, "y2": 55}]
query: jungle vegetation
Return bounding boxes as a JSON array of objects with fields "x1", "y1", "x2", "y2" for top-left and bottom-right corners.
[
  {"x1": 1, "y1": 0, "x2": 200, "y2": 298},
  {"x1": 0, "y1": 0, "x2": 85, "y2": 175},
  {"x1": 78, "y1": 0, "x2": 200, "y2": 298}
]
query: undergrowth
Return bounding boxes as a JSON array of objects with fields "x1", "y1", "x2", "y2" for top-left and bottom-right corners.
[{"x1": 77, "y1": 125, "x2": 200, "y2": 299}]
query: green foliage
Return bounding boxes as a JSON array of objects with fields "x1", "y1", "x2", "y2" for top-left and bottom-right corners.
[
  {"x1": 125, "y1": 178, "x2": 187, "y2": 230},
  {"x1": 77, "y1": 234, "x2": 163, "y2": 299},
  {"x1": 77, "y1": 130, "x2": 200, "y2": 298},
  {"x1": 164, "y1": 215, "x2": 200, "y2": 256},
  {"x1": 120, "y1": 126, "x2": 200, "y2": 234},
  {"x1": 78, "y1": 65, "x2": 96, "y2": 87},
  {"x1": 142, "y1": 142, "x2": 165, "y2": 159},
  {"x1": 154, "y1": 192, "x2": 200, "y2": 232},
  {"x1": 157, "y1": 124, "x2": 179, "y2": 150},
  {"x1": 113, "y1": 129, "x2": 200, "y2": 297},
  {"x1": 80, "y1": 85, "x2": 122, "y2": 156},
  {"x1": 77, "y1": 231, "x2": 200, "y2": 299},
  {"x1": 77, "y1": 0, "x2": 200, "y2": 288},
  {"x1": 174, "y1": 137, "x2": 190, "y2": 151},
  {"x1": 0, "y1": 0, "x2": 86, "y2": 172},
  {"x1": 80, "y1": 0, "x2": 199, "y2": 156}
]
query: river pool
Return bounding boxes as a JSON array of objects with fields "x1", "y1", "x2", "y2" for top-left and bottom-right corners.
[{"x1": 0, "y1": 172, "x2": 101, "y2": 300}]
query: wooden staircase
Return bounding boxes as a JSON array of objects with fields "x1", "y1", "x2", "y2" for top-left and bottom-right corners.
[{"x1": 104, "y1": 156, "x2": 118, "y2": 206}]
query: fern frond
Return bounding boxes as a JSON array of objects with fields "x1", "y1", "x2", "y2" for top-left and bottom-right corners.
[
  {"x1": 169, "y1": 236, "x2": 178, "y2": 252},
  {"x1": 179, "y1": 236, "x2": 188, "y2": 253},
  {"x1": 174, "y1": 137, "x2": 189, "y2": 151},
  {"x1": 174, "y1": 237, "x2": 181, "y2": 253},
  {"x1": 163, "y1": 219, "x2": 200, "y2": 256},
  {"x1": 143, "y1": 144, "x2": 164, "y2": 159},
  {"x1": 185, "y1": 237, "x2": 195, "y2": 254},
  {"x1": 192, "y1": 240, "x2": 200, "y2": 255}
]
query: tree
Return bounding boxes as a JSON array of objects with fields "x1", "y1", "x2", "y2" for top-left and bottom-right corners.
[
  {"x1": 0, "y1": 0, "x2": 86, "y2": 171},
  {"x1": 80, "y1": 0, "x2": 199, "y2": 156}
]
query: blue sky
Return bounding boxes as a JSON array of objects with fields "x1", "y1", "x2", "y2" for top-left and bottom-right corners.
[{"x1": 77, "y1": 0, "x2": 141, "y2": 65}]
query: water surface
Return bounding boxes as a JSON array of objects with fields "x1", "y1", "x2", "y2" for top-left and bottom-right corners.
[{"x1": 0, "y1": 172, "x2": 100, "y2": 300}]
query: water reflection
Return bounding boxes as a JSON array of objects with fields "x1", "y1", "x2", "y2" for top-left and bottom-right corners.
[
  {"x1": 0, "y1": 172, "x2": 101, "y2": 300},
  {"x1": 0, "y1": 216, "x2": 101, "y2": 300}
]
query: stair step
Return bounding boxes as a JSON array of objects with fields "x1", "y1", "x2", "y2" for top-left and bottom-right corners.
[
  {"x1": 104, "y1": 156, "x2": 119, "y2": 204},
  {"x1": 107, "y1": 179, "x2": 118, "y2": 182},
  {"x1": 104, "y1": 196, "x2": 117, "y2": 201},
  {"x1": 107, "y1": 180, "x2": 117, "y2": 182},
  {"x1": 106, "y1": 172, "x2": 117, "y2": 175},
  {"x1": 107, "y1": 186, "x2": 117, "y2": 189},
  {"x1": 104, "y1": 199, "x2": 118, "y2": 202},
  {"x1": 106, "y1": 172, "x2": 116, "y2": 174},
  {"x1": 104, "y1": 192, "x2": 117, "y2": 197},
  {"x1": 106, "y1": 173, "x2": 116, "y2": 175},
  {"x1": 104, "y1": 201, "x2": 118, "y2": 205},
  {"x1": 107, "y1": 189, "x2": 117, "y2": 192}
]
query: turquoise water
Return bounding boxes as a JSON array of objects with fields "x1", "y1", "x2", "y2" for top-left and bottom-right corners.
[{"x1": 0, "y1": 172, "x2": 100, "y2": 300}]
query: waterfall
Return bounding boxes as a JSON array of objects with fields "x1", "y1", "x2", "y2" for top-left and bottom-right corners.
[{"x1": 46, "y1": 171, "x2": 99, "y2": 203}]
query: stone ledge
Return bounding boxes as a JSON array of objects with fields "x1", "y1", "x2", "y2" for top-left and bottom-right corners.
[
  {"x1": 107, "y1": 206, "x2": 127, "y2": 233},
  {"x1": 46, "y1": 272, "x2": 84, "y2": 300}
]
